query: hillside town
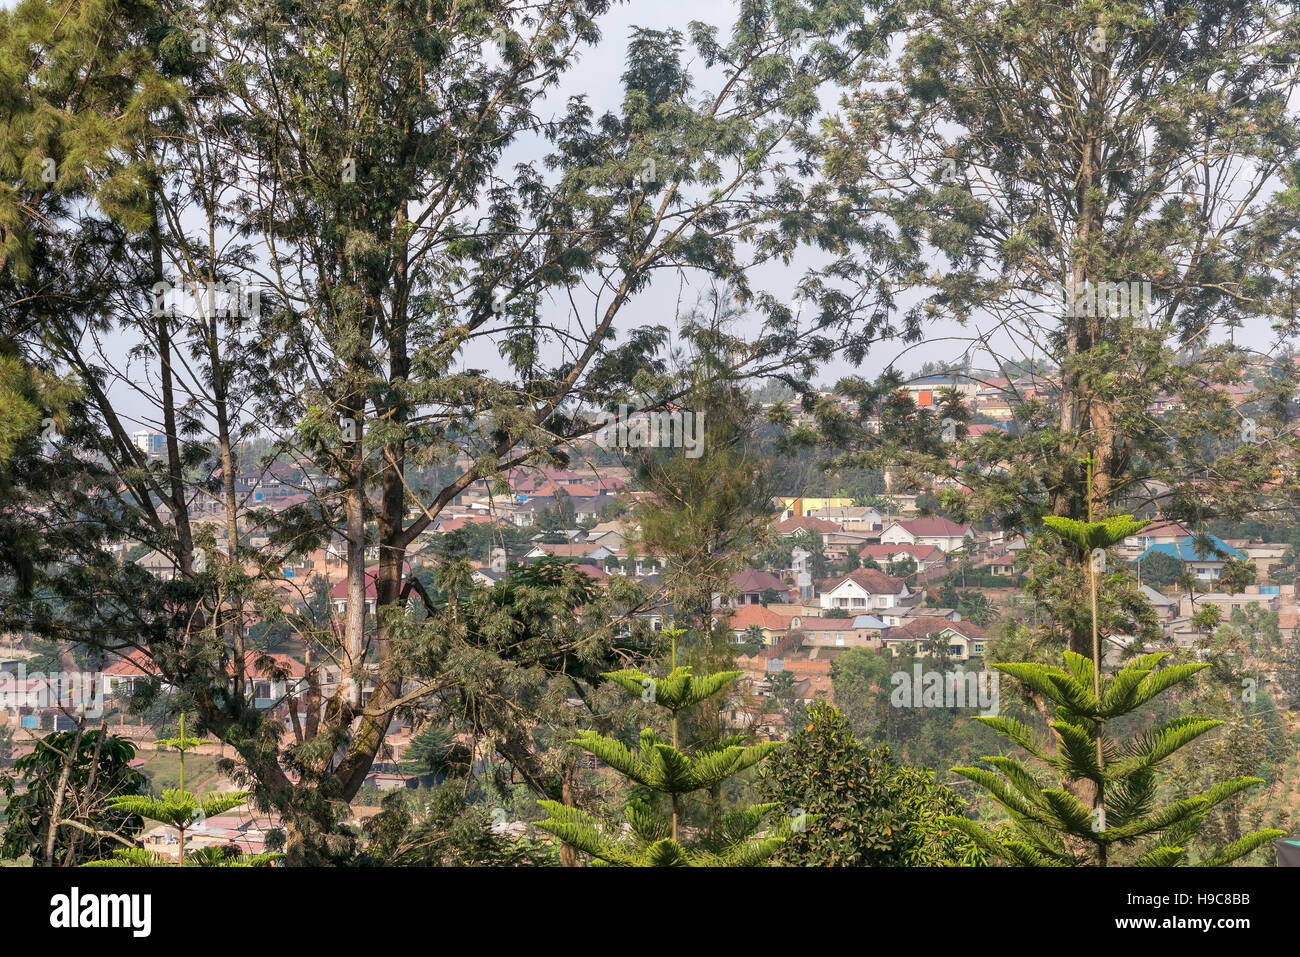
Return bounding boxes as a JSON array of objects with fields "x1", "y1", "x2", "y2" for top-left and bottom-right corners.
[
  {"x1": 7, "y1": 362, "x2": 1298, "y2": 837},
  {"x1": 7, "y1": 0, "x2": 1300, "y2": 903}
]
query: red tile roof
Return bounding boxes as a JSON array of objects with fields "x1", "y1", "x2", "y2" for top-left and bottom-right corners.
[
  {"x1": 859, "y1": 543, "x2": 942, "y2": 563},
  {"x1": 329, "y1": 563, "x2": 414, "y2": 600},
  {"x1": 731, "y1": 569, "x2": 788, "y2": 594},
  {"x1": 775, "y1": 516, "x2": 841, "y2": 534},
  {"x1": 822, "y1": 568, "x2": 907, "y2": 595},
  {"x1": 103, "y1": 650, "x2": 306, "y2": 679},
  {"x1": 893, "y1": 517, "x2": 972, "y2": 537},
  {"x1": 721, "y1": 604, "x2": 792, "y2": 630},
  {"x1": 888, "y1": 617, "x2": 986, "y2": 642}
]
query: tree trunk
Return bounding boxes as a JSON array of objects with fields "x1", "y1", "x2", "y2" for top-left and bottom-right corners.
[{"x1": 559, "y1": 760, "x2": 581, "y2": 867}]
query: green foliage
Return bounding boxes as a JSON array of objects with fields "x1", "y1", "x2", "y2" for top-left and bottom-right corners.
[
  {"x1": 629, "y1": 316, "x2": 779, "y2": 633},
  {"x1": 761, "y1": 702, "x2": 986, "y2": 866},
  {"x1": 536, "y1": 627, "x2": 792, "y2": 865},
  {"x1": 1137, "y1": 550, "x2": 1184, "y2": 587},
  {"x1": 353, "y1": 786, "x2": 557, "y2": 867},
  {"x1": 602, "y1": 666, "x2": 744, "y2": 716},
  {"x1": 106, "y1": 789, "x2": 252, "y2": 834},
  {"x1": 567, "y1": 726, "x2": 778, "y2": 796},
  {"x1": 1041, "y1": 515, "x2": 1149, "y2": 553},
  {"x1": 947, "y1": 651, "x2": 1284, "y2": 865},
  {"x1": 830, "y1": 646, "x2": 1000, "y2": 772},
  {"x1": 1, "y1": 0, "x2": 896, "y2": 865},
  {"x1": 85, "y1": 846, "x2": 282, "y2": 867},
  {"x1": 99, "y1": 714, "x2": 254, "y2": 865},
  {"x1": 400, "y1": 723, "x2": 471, "y2": 778},
  {"x1": 1, "y1": 730, "x2": 147, "y2": 865}
]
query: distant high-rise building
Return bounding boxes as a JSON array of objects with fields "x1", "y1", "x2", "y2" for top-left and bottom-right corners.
[{"x1": 131, "y1": 429, "x2": 167, "y2": 456}]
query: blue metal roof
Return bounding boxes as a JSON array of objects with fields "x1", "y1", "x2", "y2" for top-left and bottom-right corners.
[{"x1": 1133, "y1": 535, "x2": 1244, "y2": 563}]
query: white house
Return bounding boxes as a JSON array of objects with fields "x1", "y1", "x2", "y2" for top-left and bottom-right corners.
[
  {"x1": 522, "y1": 542, "x2": 612, "y2": 562},
  {"x1": 805, "y1": 505, "x2": 884, "y2": 531},
  {"x1": 818, "y1": 569, "x2": 910, "y2": 613},
  {"x1": 879, "y1": 517, "x2": 975, "y2": 553},
  {"x1": 101, "y1": 651, "x2": 305, "y2": 710},
  {"x1": 881, "y1": 616, "x2": 988, "y2": 662}
]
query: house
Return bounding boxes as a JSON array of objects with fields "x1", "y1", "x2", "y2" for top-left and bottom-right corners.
[
  {"x1": 329, "y1": 563, "x2": 414, "y2": 616},
  {"x1": 568, "y1": 494, "x2": 619, "y2": 524},
  {"x1": 859, "y1": 543, "x2": 944, "y2": 572},
  {"x1": 1241, "y1": 542, "x2": 1287, "y2": 580},
  {"x1": 135, "y1": 549, "x2": 180, "y2": 582},
  {"x1": 715, "y1": 569, "x2": 790, "y2": 608},
  {"x1": 611, "y1": 551, "x2": 665, "y2": 578},
  {"x1": 233, "y1": 461, "x2": 307, "y2": 504},
  {"x1": 879, "y1": 517, "x2": 975, "y2": 553},
  {"x1": 569, "y1": 562, "x2": 608, "y2": 583},
  {"x1": 0, "y1": 676, "x2": 53, "y2": 711},
  {"x1": 523, "y1": 542, "x2": 612, "y2": 562},
  {"x1": 821, "y1": 532, "x2": 875, "y2": 564},
  {"x1": 979, "y1": 549, "x2": 1017, "y2": 576},
  {"x1": 471, "y1": 567, "x2": 504, "y2": 589},
  {"x1": 100, "y1": 650, "x2": 306, "y2": 710},
  {"x1": 876, "y1": 603, "x2": 964, "y2": 628},
  {"x1": 775, "y1": 497, "x2": 854, "y2": 520},
  {"x1": 851, "y1": 614, "x2": 889, "y2": 643},
  {"x1": 1133, "y1": 535, "x2": 1245, "y2": 581},
  {"x1": 1139, "y1": 585, "x2": 1178, "y2": 623},
  {"x1": 883, "y1": 617, "x2": 988, "y2": 662},
  {"x1": 432, "y1": 514, "x2": 498, "y2": 534},
  {"x1": 736, "y1": 650, "x2": 835, "y2": 704},
  {"x1": 804, "y1": 505, "x2": 884, "y2": 531},
  {"x1": 101, "y1": 651, "x2": 167, "y2": 700},
  {"x1": 585, "y1": 521, "x2": 630, "y2": 551},
  {"x1": 507, "y1": 498, "x2": 561, "y2": 527},
  {"x1": 1120, "y1": 520, "x2": 1191, "y2": 556},
  {"x1": 787, "y1": 614, "x2": 886, "y2": 651},
  {"x1": 1178, "y1": 590, "x2": 1279, "y2": 619},
  {"x1": 818, "y1": 569, "x2": 910, "y2": 614},
  {"x1": 899, "y1": 374, "x2": 979, "y2": 406},
  {"x1": 774, "y1": 516, "x2": 842, "y2": 537},
  {"x1": 717, "y1": 603, "x2": 792, "y2": 645},
  {"x1": 244, "y1": 652, "x2": 310, "y2": 709}
]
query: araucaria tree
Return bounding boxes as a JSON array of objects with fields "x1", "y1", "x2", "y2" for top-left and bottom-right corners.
[
  {"x1": 949, "y1": 648, "x2": 1285, "y2": 866},
  {"x1": 804, "y1": 0, "x2": 1300, "y2": 860},
  {"x1": 947, "y1": 518, "x2": 1284, "y2": 865},
  {"x1": 536, "y1": 629, "x2": 797, "y2": 865},
  {"x1": 94, "y1": 716, "x2": 265, "y2": 866}
]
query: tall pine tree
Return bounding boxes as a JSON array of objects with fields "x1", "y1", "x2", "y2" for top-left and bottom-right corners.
[{"x1": 536, "y1": 627, "x2": 799, "y2": 866}]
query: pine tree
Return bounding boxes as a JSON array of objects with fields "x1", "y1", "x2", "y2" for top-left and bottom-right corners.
[
  {"x1": 945, "y1": 517, "x2": 1285, "y2": 865},
  {"x1": 536, "y1": 628, "x2": 800, "y2": 866},
  {"x1": 90, "y1": 716, "x2": 271, "y2": 867}
]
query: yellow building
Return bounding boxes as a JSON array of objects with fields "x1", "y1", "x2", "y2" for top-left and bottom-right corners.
[{"x1": 777, "y1": 496, "x2": 854, "y2": 519}]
